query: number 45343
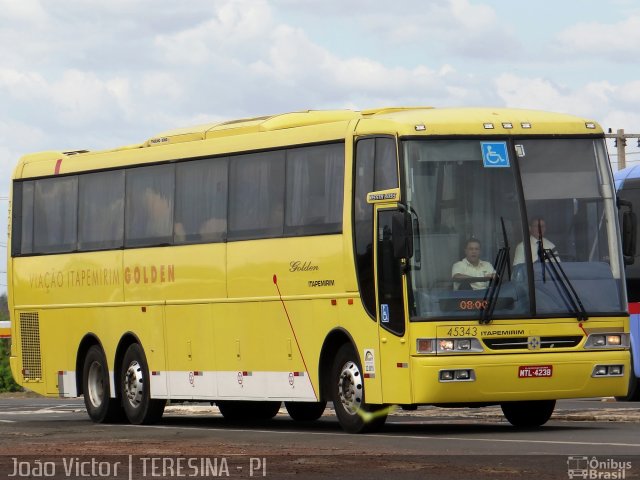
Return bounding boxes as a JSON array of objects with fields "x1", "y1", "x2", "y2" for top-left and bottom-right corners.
[{"x1": 446, "y1": 326, "x2": 478, "y2": 337}]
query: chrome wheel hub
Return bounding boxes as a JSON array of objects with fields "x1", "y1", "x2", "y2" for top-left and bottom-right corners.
[
  {"x1": 337, "y1": 361, "x2": 363, "y2": 415},
  {"x1": 124, "y1": 360, "x2": 144, "y2": 409},
  {"x1": 87, "y1": 361, "x2": 105, "y2": 408}
]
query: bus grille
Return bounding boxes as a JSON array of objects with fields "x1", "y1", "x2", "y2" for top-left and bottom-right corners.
[
  {"x1": 19, "y1": 312, "x2": 42, "y2": 380},
  {"x1": 482, "y1": 336, "x2": 583, "y2": 350}
]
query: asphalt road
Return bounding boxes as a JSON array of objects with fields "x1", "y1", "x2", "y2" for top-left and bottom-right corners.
[{"x1": 1, "y1": 396, "x2": 639, "y2": 479}]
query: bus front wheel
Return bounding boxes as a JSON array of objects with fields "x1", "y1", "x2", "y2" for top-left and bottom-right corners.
[
  {"x1": 615, "y1": 351, "x2": 640, "y2": 401},
  {"x1": 626, "y1": 375, "x2": 640, "y2": 402},
  {"x1": 501, "y1": 400, "x2": 556, "y2": 428},
  {"x1": 120, "y1": 343, "x2": 166, "y2": 425},
  {"x1": 331, "y1": 344, "x2": 387, "y2": 433},
  {"x1": 82, "y1": 345, "x2": 124, "y2": 423}
]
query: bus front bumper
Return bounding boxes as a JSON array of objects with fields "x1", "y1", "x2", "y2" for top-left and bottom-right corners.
[{"x1": 411, "y1": 350, "x2": 630, "y2": 404}]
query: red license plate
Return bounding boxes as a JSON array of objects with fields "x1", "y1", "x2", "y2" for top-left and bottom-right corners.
[{"x1": 518, "y1": 365, "x2": 553, "y2": 378}]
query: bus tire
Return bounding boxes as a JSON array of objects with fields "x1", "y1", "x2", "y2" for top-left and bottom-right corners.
[
  {"x1": 627, "y1": 375, "x2": 640, "y2": 402},
  {"x1": 331, "y1": 344, "x2": 387, "y2": 433},
  {"x1": 501, "y1": 400, "x2": 555, "y2": 428},
  {"x1": 82, "y1": 345, "x2": 124, "y2": 423},
  {"x1": 284, "y1": 401, "x2": 327, "y2": 421},
  {"x1": 615, "y1": 352, "x2": 640, "y2": 401},
  {"x1": 120, "y1": 343, "x2": 166, "y2": 425},
  {"x1": 217, "y1": 401, "x2": 281, "y2": 421},
  {"x1": 627, "y1": 378, "x2": 640, "y2": 401}
]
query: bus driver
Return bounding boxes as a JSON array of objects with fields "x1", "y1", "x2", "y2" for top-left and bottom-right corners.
[{"x1": 451, "y1": 238, "x2": 496, "y2": 290}]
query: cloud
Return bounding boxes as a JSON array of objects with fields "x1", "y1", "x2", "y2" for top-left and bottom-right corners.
[
  {"x1": 603, "y1": 111, "x2": 640, "y2": 135},
  {"x1": 0, "y1": 68, "x2": 49, "y2": 101},
  {"x1": 0, "y1": 121, "x2": 46, "y2": 203},
  {"x1": 0, "y1": 0, "x2": 521, "y2": 139},
  {"x1": 48, "y1": 71, "x2": 130, "y2": 125},
  {"x1": 154, "y1": 0, "x2": 273, "y2": 65},
  {"x1": 0, "y1": 0, "x2": 48, "y2": 26},
  {"x1": 554, "y1": 15, "x2": 640, "y2": 61},
  {"x1": 150, "y1": 2, "x2": 479, "y2": 114},
  {"x1": 617, "y1": 81, "x2": 640, "y2": 105},
  {"x1": 1, "y1": 0, "x2": 638, "y2": 160},
  {"x1": 494, "y1": 73, "x2": 640, "y2": 132},
  {"x1": 0, "y1": 68, "x2": 132, "y2": 128},
  {"x1": 273, "y1": 0, "x2": 520, "y2": 60}
]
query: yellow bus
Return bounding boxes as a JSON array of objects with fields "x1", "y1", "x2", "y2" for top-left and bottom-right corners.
[{"x1": 7, "y1": 107, "x2": 632, "y2": 433}]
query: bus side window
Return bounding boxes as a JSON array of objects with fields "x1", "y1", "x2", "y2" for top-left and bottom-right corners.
[
  {"x1": 374, "y1": 138, "x2": 398, "y2": 190},
  {"x1": 354, "y1": 137, "x2": 399, "y2": 319},
  {"x1": 285, "y1": 144, "x2": 344, "y2": 236},
  {"x1": 15, "y1": 181, "x2": 34, "y2": 256},
  {"x1": 125, "y1": 164, "x2": 174, "y2": 247},
  {"x1": 228, "y1": 151, "x2": 285, "y2": 240},
  {"x1": 79, "y1": 170, "x2": 125, "y2": 250},
  {"x1": 33, "y1": 176, "x2": 78, "y2": 253},
  {"x1": 175, "y1": 157, "x2": 228, "y2": 244}
]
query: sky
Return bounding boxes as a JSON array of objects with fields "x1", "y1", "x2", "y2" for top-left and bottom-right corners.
[{"x1": 1, "y1": 0, "x2": 640, "y2": 290}]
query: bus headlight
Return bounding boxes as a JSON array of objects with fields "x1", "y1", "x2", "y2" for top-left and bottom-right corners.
[
  {"x1": 439, "y1": 338, "x2": 483, "y2": 353},
  {"x1": 584, "y1": 333, "x2": 629, "y2": 349},
  {"x1": 439, "y1": 369, "x2": 476, "y2": 382},
  {"x1": 592, "y1": 365, "x2": 624, "y2": 377},
  {"x1": 439, "y1": 339, "x2": 454, "y2": 351},
  {"x1": 593, "y1": 365, "x2": 608, "y2": 376},
  {"x1": 607, "y1": 335, "x2": 622, "y2": 346},
  {"x1": 416, "y1": 338, "x2": 484, "y2": 354},
  {"x1": 609, "y1": 365, "x2": 623, "y2": 375}
]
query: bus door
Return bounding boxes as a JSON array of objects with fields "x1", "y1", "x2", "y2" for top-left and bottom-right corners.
[{"x1": 375, "y1": 207, "x2": 412, "y2": 404}]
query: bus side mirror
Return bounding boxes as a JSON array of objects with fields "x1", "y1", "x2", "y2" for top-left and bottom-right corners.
[
  {"x1": 622, "y1": 210, "x2": 637, "y2": 265},
  {"x1": 392, "y1": 211, "x2": 413, "y2": 259}
]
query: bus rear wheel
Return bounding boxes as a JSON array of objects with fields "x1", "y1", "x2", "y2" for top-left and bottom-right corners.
[
  {"x1": 82, "y1": 345, "x2": 124, "y2": 423},
  {"x1": 285, "y1": 401, "x2": 327, "y2": 421},
  {"x1": 217, "y1": 401, "x2": 281, "y2": 421},
  {"x1": 501, "y1": 400, "x2": 556, "y2": 428},
  {"x1": 120, "y1": 343, "x2": 166, "y2": 425},
  {"x1": 331, "y1": 344, "x2": 387, "y2": 433}
]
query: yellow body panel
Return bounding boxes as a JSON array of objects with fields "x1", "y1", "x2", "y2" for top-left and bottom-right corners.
[{"x1": 12, "y1": 250, "x2": 124, "y2": 307}]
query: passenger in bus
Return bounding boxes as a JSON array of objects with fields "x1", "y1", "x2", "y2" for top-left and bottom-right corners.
[
  {"x1": 125, "y1": 187, "x2": 173, "y2": 245},
  {"x1": 451, "y1": 238, "x2": 495, "y2": 290},
  {"x1": 513, "y1": 218, "x2": 560, "y2": 265},
  {"x1": 174, "y1": 217, "x2": 226, "y2": 243}
]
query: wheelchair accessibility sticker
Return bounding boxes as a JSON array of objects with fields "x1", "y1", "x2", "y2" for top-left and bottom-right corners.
[
  {"x1": 381, "y1": 304, "x2": 390, "y2": 323},
  {"x1": 481, "y1": 141, "x2": 510, "y2": 168}
]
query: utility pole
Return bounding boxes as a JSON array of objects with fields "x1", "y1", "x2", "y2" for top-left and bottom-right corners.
[{"x1": 605, "y1": 129, "x2": 640, "y2": 170}]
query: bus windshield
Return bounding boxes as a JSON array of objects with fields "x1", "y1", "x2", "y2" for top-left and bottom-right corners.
[{"x1": 402, "y1": 137, "x2": 626, "y2": 320}]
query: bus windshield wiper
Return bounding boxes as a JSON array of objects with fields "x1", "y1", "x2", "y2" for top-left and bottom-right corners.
[
  {"x1": 539, "y1": 246, "x2": 588, "y2": 322},
  {"x1": 480, "y1": 218, "x2": 510, "y2": 325},
  {"x1": 536, "y1": 222, "x2": 587, "y2": 321}
]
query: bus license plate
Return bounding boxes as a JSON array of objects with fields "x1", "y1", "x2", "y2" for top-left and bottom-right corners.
[{"x1": 518, "y1": 365, "x2": 553, "y2": 378}]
